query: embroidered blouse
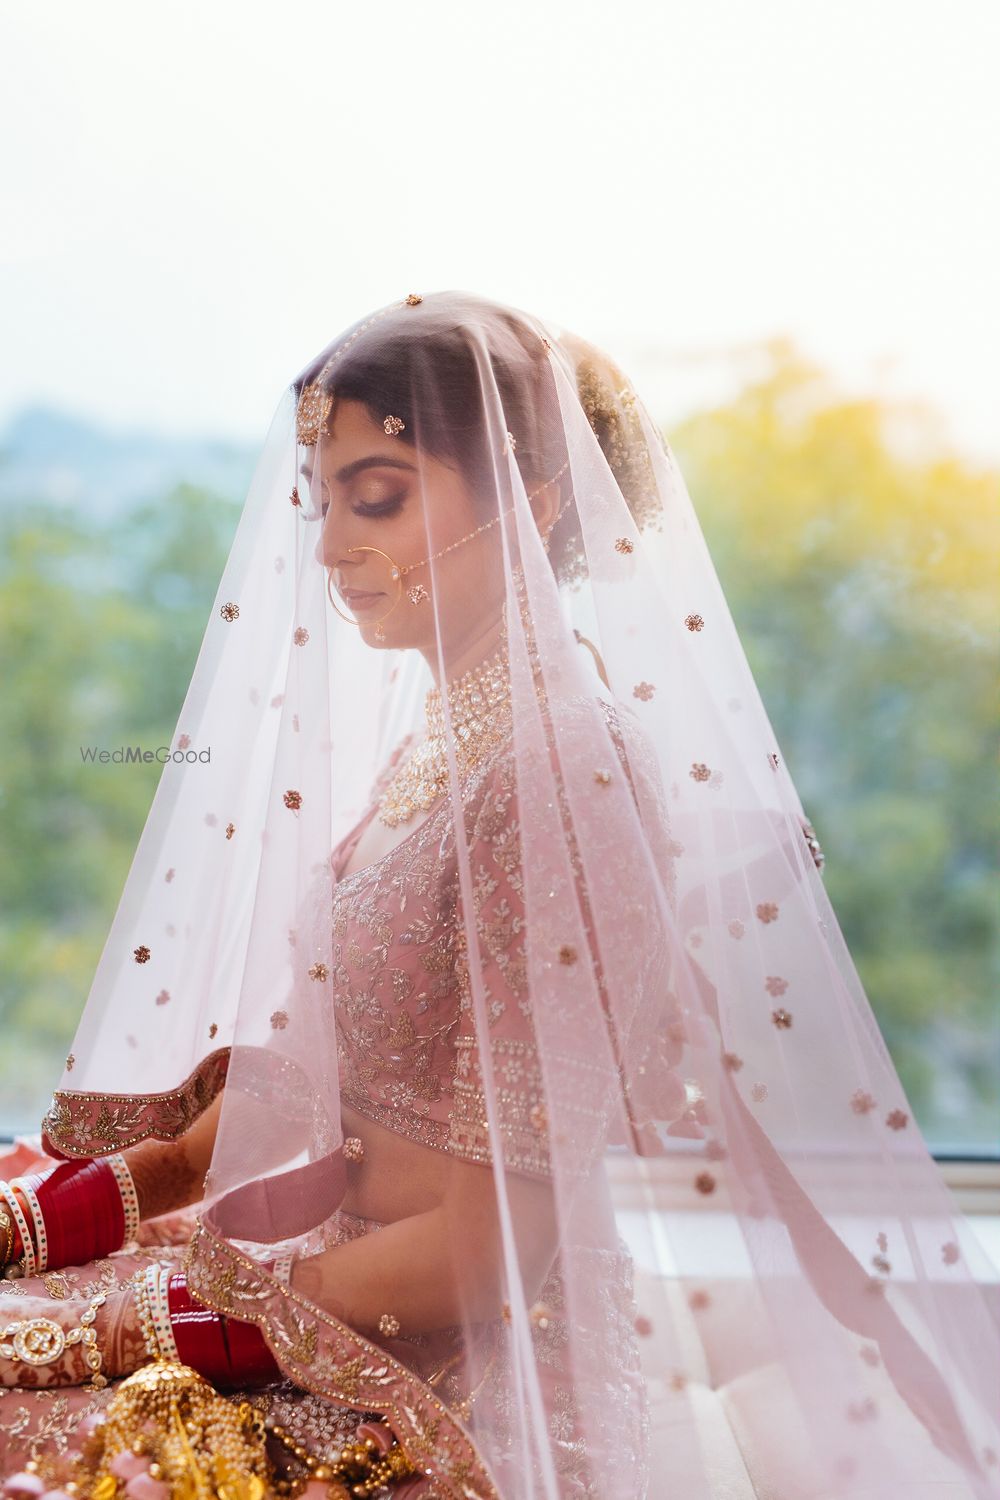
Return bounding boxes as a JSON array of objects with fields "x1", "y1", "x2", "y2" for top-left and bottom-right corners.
[{"x1": 326, "y1": 694, "x2": 652, "y2": 1180}]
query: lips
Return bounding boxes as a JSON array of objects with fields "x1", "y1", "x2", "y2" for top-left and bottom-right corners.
[{"x1": 340, "y1": 587, "x2": 385, "y2": 608}]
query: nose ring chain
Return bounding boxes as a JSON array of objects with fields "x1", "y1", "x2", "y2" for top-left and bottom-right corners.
[{"x1": 325, "y1": 459, "x2": 570, "y2": 640}]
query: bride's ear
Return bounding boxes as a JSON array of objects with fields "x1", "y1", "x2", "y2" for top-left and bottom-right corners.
[{"x1": 529, "y1": 473, "x2": 562, "y2": 541}]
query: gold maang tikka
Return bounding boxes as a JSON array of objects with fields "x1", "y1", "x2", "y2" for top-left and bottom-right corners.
[{"x1": 324, "y1": 457, "x2": 571, "y2": 642}]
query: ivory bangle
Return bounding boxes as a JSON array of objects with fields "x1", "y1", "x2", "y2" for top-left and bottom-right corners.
[
  {"x1": 108, "y1": 1154, "x2": 141, "y2": 1246},
  {"x1": 0, "y1": 1186, "x2": 36, "y2": 1278}
]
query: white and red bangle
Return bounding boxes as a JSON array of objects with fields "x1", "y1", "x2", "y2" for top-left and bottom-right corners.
[
  {"x1": 144, "y1": 1261, "x2": 179, "y2": 1362},
  {"x1": 0, "y1": 1185, "x2": 37, "y2": 1279},
  {"x1": 9, "y1": 1155, "x2": 136, "y2": 1273},
  {"x1": 271, "y1": 1250, "x2": 295, "y2": 1286},
  {"x1": 16, "y1": 1178, "x2": 49, "y2": 1274},
  {"x1": 107, "y1": 1153, "x2": 141, "y2": 1246},
  {"x1": 155, "y1": 1265, "x2": 180, "y2": 1362}
]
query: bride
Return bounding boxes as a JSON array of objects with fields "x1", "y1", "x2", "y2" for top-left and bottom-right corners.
[{"x1": 1, "y1": 291, "x2": 997, "y2": 1500}]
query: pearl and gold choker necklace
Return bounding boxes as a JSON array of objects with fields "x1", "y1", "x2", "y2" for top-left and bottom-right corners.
[
  {"x1": 374, "y1": 636, "x2": 515, "y2": 828},
  {"x1": 376, "y1": 567, "x2": 549, "y2": 827},
  {"x1": 376, "y1": 637, "x2": 517, "y2": 827}
]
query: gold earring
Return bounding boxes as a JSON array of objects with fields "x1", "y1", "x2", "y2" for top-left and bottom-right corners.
[{"x1": 539, "y1": 491, "x2": 570, "y2": 556}]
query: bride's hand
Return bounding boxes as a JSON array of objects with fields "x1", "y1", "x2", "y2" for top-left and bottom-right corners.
[{"x1": 0, "y1": 1280, "x2": 147, "y2": 1389}]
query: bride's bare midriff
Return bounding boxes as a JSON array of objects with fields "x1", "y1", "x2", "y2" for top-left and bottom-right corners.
[{"x1": 337, "y1": 1098, "x2": 456, "y2": 1223}]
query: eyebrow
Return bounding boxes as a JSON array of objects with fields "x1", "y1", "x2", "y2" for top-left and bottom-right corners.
[{"x1": 298, "y1": 454, "x2": 417, "y2": 484}]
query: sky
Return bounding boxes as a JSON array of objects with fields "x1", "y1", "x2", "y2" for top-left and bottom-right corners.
[{"x1": 3, "y1": 1, "x2": 998, "y2": 464}]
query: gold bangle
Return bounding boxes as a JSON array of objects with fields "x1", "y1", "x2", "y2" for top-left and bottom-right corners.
[
  {"x1": 0, "y1": 1290, "x2": 108, "y2": 1389},
  {"x1": 0, "y1": 1203, "x2": 13, "y2": 1265}
]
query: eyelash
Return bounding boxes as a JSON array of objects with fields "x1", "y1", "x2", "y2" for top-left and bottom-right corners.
[{"x1": 319, "y1": 494, "x2": 404, "y2": 519}]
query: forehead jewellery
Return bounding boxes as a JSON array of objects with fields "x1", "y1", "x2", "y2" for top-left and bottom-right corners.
[{"x1": 325, "y1": 460, "x2": 571, "y2": 642}]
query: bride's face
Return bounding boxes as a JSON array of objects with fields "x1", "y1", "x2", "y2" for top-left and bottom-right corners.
[{"x1": 312, "y1": 398, "x2": 505, "y2": 654}]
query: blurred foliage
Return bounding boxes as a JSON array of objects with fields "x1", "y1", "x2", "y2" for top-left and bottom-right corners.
[
  {"x1": 1, "y1": 340, "x2": 997, "y2": 1147},
  {"x1": 671, "y1": 339, "x2": 999, "y2": 1149},
  {"x1": 0, "y1": 484, "x2": 241, "y2": 1129}
]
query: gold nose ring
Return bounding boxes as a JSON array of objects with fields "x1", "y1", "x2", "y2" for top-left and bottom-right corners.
[{"x1": 326, "y1": 545, "x2": 404, "y2": 642}]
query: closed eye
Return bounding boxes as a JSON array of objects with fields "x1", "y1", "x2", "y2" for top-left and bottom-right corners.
[
  {"x1": 308, "y1": 485, "x2": 405, "y2": 522},
  {"x1": 353, "y1": 494, "x2": 405, "y2": 518}
]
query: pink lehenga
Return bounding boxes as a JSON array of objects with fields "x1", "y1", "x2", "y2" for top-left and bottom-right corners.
[
  {"x1": 3, "y1": 289, "x2": 998, "y2": 1499},
  {"x1": 1, "y1": 717, "x2": 644, "y2": 1496}
]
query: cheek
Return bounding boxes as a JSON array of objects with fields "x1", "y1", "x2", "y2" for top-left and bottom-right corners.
[
  {"x1": 397, "y1": 506, "x2": 435, "y2": 558},
  {"x1": 321, "y1": 503, "x2": 421, "y2": 561},
  {"x1": 441, "y1": 536, "x2": 505, "y2": 619}
]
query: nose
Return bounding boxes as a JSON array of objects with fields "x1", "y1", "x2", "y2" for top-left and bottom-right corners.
[{"x1": 315, "y1": 511, "x2": 357, "y2": 581}]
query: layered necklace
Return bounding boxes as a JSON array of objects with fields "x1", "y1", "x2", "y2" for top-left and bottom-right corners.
[
  {"x1": 377, "y1": 630, "x2": 515, "y2": 828},
  {"x1": 376, "y1": 634, "x2": 516, "y2": 827}
]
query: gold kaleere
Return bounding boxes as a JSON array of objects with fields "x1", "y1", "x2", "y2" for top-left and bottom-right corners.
[
  {"x1": 71, "y1": 1359, "x2": 271, "y2": 1500},
  {"x1": 47, "y1": 1354, "x2": 419, "y2": 1499}
]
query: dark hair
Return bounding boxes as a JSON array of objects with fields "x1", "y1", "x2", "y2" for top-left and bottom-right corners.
[{"x1": 292, "y1": 292, "x2": 661, "y2": 588}]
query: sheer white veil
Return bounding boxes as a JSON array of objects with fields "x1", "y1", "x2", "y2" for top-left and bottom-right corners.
[{"x1": 42, "y1": 290, "x2": 1000, "y2": 1499}]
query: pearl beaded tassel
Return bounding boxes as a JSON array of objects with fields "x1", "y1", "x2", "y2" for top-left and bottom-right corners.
[
  {"x1": 131, "y1": 1270, "x2": 161, "y2": 1361},
  {"x1": 63, "y1": 1357, "x2": 274, "y2": 1496}
]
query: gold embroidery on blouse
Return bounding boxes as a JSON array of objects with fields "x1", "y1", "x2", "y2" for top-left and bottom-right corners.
[{"x1": 328, "y1": 696, "x2": 669, "y2": 1184}]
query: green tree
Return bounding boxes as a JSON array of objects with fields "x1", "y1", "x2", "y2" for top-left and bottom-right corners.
[
  {"x1": 1, "y1": 346, "x2": 996, "y2": 1146},
  {"x1": 671, "y1": 338, "x2": 999, "y2": 1147},
  {"x1": 0, "y1": 485, "x2": 239, "y2": 1127}
]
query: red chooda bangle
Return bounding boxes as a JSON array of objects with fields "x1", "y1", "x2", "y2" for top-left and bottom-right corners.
[
  {"x1": 166, "y1": 1272, "x2": 281, "y2": 1388},
  {"x1": 2, "y1": 1155, "x2": 138, "y2": 1273}
]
